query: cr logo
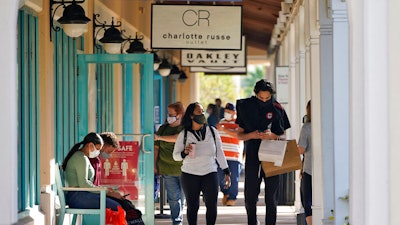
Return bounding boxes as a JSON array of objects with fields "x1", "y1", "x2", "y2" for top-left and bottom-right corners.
[{"x1": 182, "y1": 9, "x2": 210, "y2": 26}]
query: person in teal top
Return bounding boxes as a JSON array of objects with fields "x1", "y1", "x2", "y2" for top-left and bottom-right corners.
[
  {"x1": 154, "y1": 102, "x2": 185, "y2": 225},
  {"x1": 62, "y1": 132, "x2": 123, "y2": 211}
]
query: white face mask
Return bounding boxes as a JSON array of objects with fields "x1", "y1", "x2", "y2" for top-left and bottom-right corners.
[
  {"x1": 89, "y1": 149, "x2": 100, "y2": 158},
  {"x1": 167, "y1": 116, "x2": 178, "y2": 124},
  {"x1": 224, "y1": 112, "x2": 233, "y2": 121},
  {"x1": 89, "y1": 144, "x2": 101, "y2": 158}
]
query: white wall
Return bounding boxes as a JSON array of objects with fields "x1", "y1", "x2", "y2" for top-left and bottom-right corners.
[{"x1": 0, "y1": 1, "x2": 19, "y2": 224}]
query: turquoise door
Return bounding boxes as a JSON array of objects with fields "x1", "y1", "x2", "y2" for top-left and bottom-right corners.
[{"x1": 77, "y1": 53, "x2": 154, "y2": 225}]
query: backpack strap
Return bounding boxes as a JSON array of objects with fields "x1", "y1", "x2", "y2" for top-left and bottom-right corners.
[
  {"x1": 183, "y1": 128, "x2": 188, "y2": 146},
  {"x1": 183, "y1": 125, "x2": 216, "y2": 145},
  {"x1": 209, "y1": 125, "x2": 216, "y2": 145},
  {"x1": 208, "y1": 125, "x2": 217, "y2": 157}
]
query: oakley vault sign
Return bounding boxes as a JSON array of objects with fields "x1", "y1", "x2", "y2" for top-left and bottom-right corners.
[
  {"x1": 151, "y1": 4, "x2": 242, "y2": 50},
  {"x1": 181, "y1": 36, "x2": 246, "y2": 67}
]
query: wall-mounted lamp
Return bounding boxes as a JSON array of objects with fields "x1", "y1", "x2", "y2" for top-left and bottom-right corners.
[
  {"x1": 93, "y1": 14, "x2": 123, "y2": 54},
  {"x1": 169, "y1": 64, "x2": 181, "y2": 80},
  {"x1": 151, "y1": 50, "x2": 161, "y2": 71},
  {"x1": 125, "y1": 33, "x2": 148, "y2": 54},
  {"x1": 158, "y1": 58, "x2": 172, "y2": 77},
  {"x1": 178, "y1": 70, "x2": 188, "y2": 83},
  {"x1": 50, "y1": 0, "x2": 91, "y2": 41}
]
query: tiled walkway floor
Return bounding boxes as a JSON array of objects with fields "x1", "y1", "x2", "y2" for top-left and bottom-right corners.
[{"x1": 154, "y1": 175, "x2": 298, "y2": 225}]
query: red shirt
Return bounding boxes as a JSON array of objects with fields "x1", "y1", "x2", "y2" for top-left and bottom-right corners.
[{"x1": 89, "y1": 157, "x2": 102, "y2": 186}]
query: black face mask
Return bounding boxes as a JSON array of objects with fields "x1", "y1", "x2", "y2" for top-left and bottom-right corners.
[
  {"x1": 193, "y1": 114, "x2": 206, "y2": 125},
  {"x1": 257, "y1": 98, "x2": 272, "y2": 107}
]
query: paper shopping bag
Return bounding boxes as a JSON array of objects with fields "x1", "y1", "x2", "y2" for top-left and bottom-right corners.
[
  {"x1": 261, "y1": 139, "x2": 302, "y2": 177},
  {"x1": 258, "y1": 139, "x2": 287, "y2": 166}
]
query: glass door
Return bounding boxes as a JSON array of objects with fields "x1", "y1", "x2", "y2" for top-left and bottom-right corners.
[{"x1": 77, "y1": 53, "x2": 154, "y2": 225}]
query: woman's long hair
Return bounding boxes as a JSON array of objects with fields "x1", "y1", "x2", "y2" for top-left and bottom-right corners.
[
  {"x1": 181, "y1": 102, "x2": 199, "y2": 130},
  {"x1": 61, "y1": 132, "x2": 103, "y2": 170},
  {"x1": 305, "y1": 100, "x2": 311, "y2": 123}
]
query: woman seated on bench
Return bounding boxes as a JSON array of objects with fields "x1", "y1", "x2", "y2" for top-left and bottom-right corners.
[{"x1": 62, "y1": 132, "x2": 123, "y2": 211}]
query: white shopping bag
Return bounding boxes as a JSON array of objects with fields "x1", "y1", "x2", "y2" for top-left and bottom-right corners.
[{"x1": 258, "y1": 140, "x2": 287, "y2": 166}]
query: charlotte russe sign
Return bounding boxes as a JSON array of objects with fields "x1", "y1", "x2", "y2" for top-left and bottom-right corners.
[
  {"x1": 151, "y1": 4, "x2": 242, "y2": 50},
  {"x1": 181, "y1": 36, "x2": 246, "y2": 67}
]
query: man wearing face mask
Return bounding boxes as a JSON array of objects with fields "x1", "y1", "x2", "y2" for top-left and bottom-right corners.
[
  {"x1": 154, "y1": 102, "x2": 185, "y2": 225},
  {"x1": 89, "y1": 132, "x2": 120, "y2": 186},
  {"x1": 236, "y1": 79, "x2": 291, "y2": 225},
  {"x1": 216, "y1": 102, "x2": 243, "y2": 206}
]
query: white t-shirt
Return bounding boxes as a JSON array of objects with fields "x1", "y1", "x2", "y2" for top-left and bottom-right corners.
[{"x1": 173, "y1": 126, "x2": 229, "y2": 176}]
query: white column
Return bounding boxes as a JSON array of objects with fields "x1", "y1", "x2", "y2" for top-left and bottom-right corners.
[
  {"x1": 294, "y1": 8, "x2": 307, "y2": 212},
  {"x1": 331, "y1": 1, "x2": 350, "y2": 225},
  {"x1": 298, "y1": 6, "x2": 307, "y2": 110},
  {"x1": 388, "y1": 1, "x2": 400, "y2": 225},
  {"x1": 318, "y1": 1, "x2": 335, "y2": 223},
  {"x1": 348, "y1": 1, "x2": 390, "y2": 225},
  {"x1": 0, "y1": 1, "x2": 19, "y2": 224},
  {"x1": 305, "y1": 0, "x2": 325, "y2": 224},
  {"x1": 288, "y1": 25, "x2": 298, "y2": 139}
]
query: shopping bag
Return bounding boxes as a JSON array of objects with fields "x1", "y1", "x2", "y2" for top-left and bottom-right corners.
[
  {"x1": 258, "y1": 139, "x2": 287, "y2": 166},
  {"x1": 261, "y1": 139, "x2": 302, "y2": 177},
  {"x1": 106, "y1": 205, "x2": 127, "y2": 225}
]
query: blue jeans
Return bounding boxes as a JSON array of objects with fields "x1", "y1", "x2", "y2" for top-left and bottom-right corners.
[
  {"x1": 218, "y1": 160, "x2": 242, "y2": 200},
  {"x1": 155, "y1": 174, "x2": 160, "y2": 200},
  {"x1": 163, "y1": 175, "x2": 185, "y2": 225},
  {"x1": 66, "y1": 191, "x2": 120, "y2": 211}
]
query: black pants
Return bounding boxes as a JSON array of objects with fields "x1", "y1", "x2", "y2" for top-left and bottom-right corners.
[
  {"x1": 181, "y1": 172, "x2": 219, "y2": 225},
  {"x1": 244, "y1": 162, "x2": 280, "y2": 225},
  {"x1": 300, "y1": 172, "x2": 312, "y2": 217}
]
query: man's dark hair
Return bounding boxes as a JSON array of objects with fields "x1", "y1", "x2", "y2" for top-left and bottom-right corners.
[
  {"x1": 253, "y1": 79, "x2": 276, "y2": 95},
  {"x1": 100, "y1": 132, "x2": 120, "y2": 148}
]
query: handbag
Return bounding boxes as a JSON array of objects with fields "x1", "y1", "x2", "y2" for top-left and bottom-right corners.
[
  {"x1": 258, "y1": 139, "x2": 287, "y2": 166},
  {"x1": 106, "y1": 205, "x2": 127, "y2": 225}
]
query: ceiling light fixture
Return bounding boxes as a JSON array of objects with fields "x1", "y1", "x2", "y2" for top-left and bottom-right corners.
[
  {"x1": 178, "y1": 70, "x2": 188, "y2": 83},
  {"x1": 158, "y1": 58, "x2": 172, "y2": 77},
  {"x1": 126, "y1": 33, "x2": 147, "y2": 54},
  {"x1": 93, "y1": 14, "x2": 123, "y2": 54},
  {"x1": 50, "y1": 0, "x2": 91, "y2": 41},
  {"x1": 151, "y1": 50, "x2": 161, "y2": 71}
]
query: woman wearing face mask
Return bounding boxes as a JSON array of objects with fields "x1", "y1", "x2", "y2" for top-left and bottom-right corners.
[
  {"x1": 154, "y1": 102, "x2": 185, "y2": 225},
  {"x1": 173, "y1": 102, "x2": 231, "y2": 225},
  {"x1": 62, "y1": 132, "x2": 122, "y2": 211}
]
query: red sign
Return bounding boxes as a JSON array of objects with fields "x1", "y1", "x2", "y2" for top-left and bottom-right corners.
[{"x1": 100, "y1": 141, "x2": 139, "y2": 200}]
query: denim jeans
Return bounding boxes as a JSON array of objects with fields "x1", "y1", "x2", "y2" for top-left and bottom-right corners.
[
  {"x1": 66, "y1": 191, "x2": 120, "y2": 211},
  {"x1": 163, "y1": 175, "x2": 185, "y2": 225},
  {"x1": 218, "y1": 160, "x2": 242, "y2": 200}
]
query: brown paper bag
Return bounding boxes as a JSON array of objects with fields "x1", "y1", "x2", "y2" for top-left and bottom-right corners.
[{"x1": 261, "y1": 139, "x2": 302, "y2": 177}]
